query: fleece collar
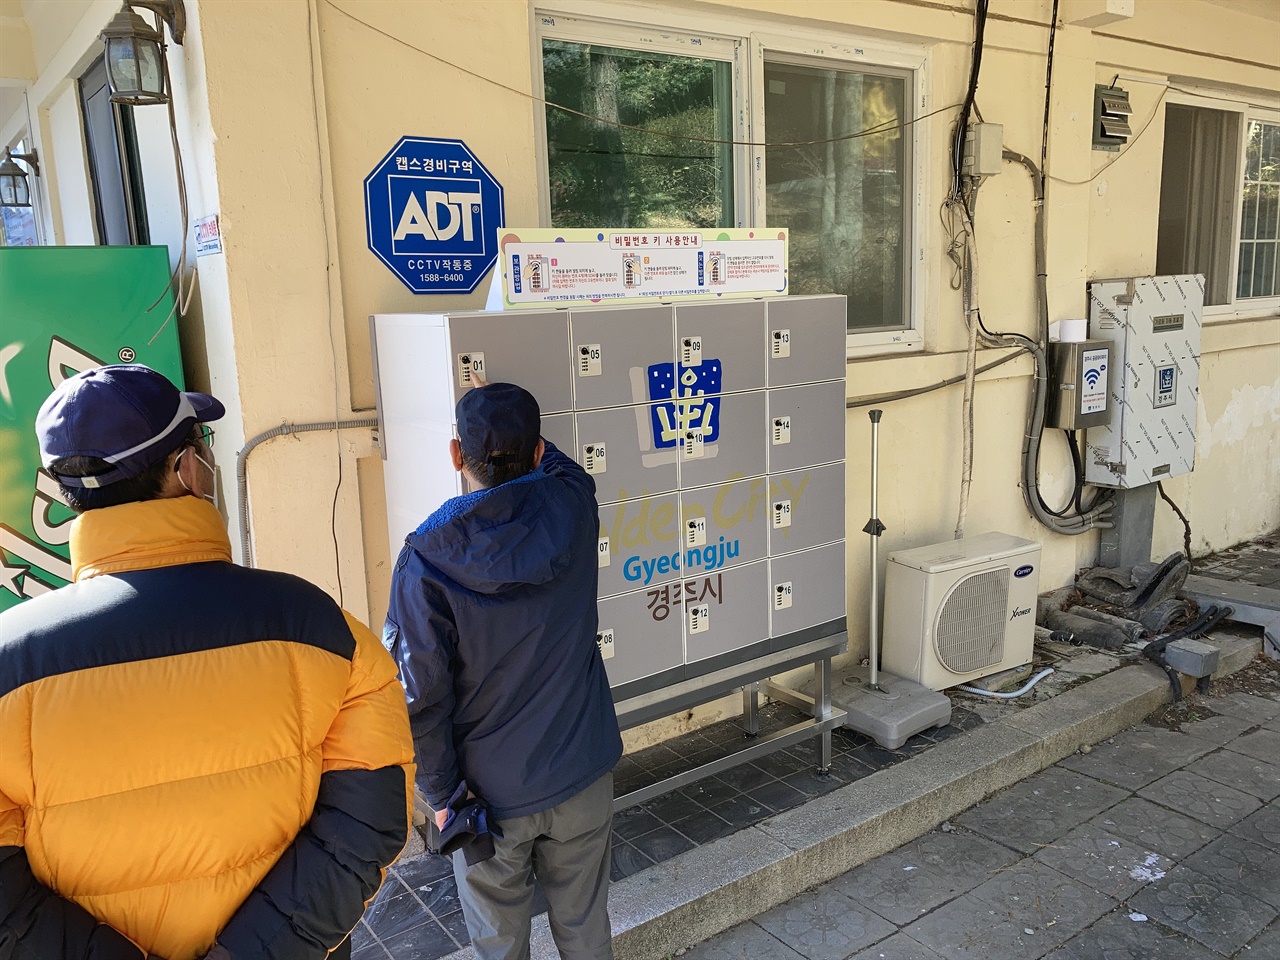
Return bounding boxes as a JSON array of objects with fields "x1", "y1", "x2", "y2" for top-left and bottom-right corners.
[{"x1": 70, "y1": 496, "x2": 232, "y2": 582}]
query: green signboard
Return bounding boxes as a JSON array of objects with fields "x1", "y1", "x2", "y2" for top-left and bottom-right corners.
[{"x1": 0, "y1": 245, "x2": 184, "y2": 610}]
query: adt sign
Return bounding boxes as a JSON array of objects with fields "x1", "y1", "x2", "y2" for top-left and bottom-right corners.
[{"x1": 364, "y1": 137, "x2": 504, "y2": 294}]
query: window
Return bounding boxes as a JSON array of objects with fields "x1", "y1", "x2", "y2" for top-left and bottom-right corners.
[
  {"x1": 79, "y1": 56, "x2": 149, "y2": 246},
  {"x1": 1156, "y1": 99, "x2": 1280, "y2": 315},
  {"x1": 0, "y1": 139, "x2": 40, "y2": 247},
  {"x1": 536, "y1": 14, "x2": 922, "y2": 346}
]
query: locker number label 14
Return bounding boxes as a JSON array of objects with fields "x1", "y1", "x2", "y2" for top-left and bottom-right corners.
[
  {"x1": 457, "y1": 352, "x2": 486, "y2": 386},
  {"x1": 689, "y1": 604, "x2": 710, "y2": 634},
  {"x1": 774, "y1": 581, "x2": 793, "y2": 610},
  {"x1": 578, "y1": 344, "x2": 602, "y2": 377},
  {"x1": 773, "y1": 499, "x2": 792, "y2": 528},
  {"x1": 583, "y1": 443, "x2": 607, "y2": 474},
  {"x1": 772, "y1": 416, "x2": 791, "y2": 445},
  {"x1": 596, "y1": 627, "x2": 615, "y2": 660},
  {"x1": 771, "y1": 329, "x2": 791, "y2": 358}
]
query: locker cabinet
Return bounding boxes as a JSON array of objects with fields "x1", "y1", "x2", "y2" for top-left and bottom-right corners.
[
  {"x1": 767, "y1": 462, "x2": 845, "y2": 556},
  {"x1": 575, "y1": 402, "x2": 679, "y2": 505},
  {"x1": 683, "y1": 560, "x2": 771, "y2": 668},
  {"x1": 597, "y1": 583, "x2": 684, "y2": 690},
  {"x1": 597, "y1": 492, "x2": 681, "y2": 599},
  {"x1": 766, "y1": 295, "x2": 848, "y2": 387},
  {"x1": 676, "y1": 389, "x2": 768, "y2": 490},
  {"x1": 445, "y1": 311, "x2": 573, "y2": 413},
  {"x1": 674, "y1": 300, "x2": 767, "y2": 394},
  {"x1": 570, "y1": 305, "x2": 675, "y2": 410},
  {"x1": 769, "y1": 541, "x2": 847, "y2": 643},
  {"x1": 766, "y1": 380, "x2": 846, "y2": 474},
  {"x1": 678, "y1": 476, "x2": 768, "y2": 574}
]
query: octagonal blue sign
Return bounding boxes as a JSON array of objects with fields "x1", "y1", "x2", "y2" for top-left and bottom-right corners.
[{"x1": 364, "y1": 137, "x2": 504, "y2": 294}]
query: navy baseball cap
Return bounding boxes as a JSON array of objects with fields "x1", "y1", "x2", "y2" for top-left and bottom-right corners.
[
  {"x1": 455, "y1": 383, "x2": 540, "y2": 468},
  {"x1": 36, "y1": 364, "x2": 225, "y2": 488}
]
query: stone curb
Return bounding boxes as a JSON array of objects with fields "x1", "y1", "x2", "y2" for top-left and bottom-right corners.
[{"x1": 438, "y1": 633, "x2": 1261, "y2": 960}]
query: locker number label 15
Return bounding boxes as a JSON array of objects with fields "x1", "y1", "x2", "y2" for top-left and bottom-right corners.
[
  {"x1": 598, "y1": 537, "x2": 610, "y2": 567},
  {"x1": 772, "y1": 416, "x2": 791, "y2": 445},
  {"x1": 773, "y1": 499, "x2": 792, "y2": 528},
  {"x1": 686, "y1": 517, "x2": 706, "y2": 547},
  {"x1": 771, "y1": 329, "x2": 791, "y2": 358},
  {"x1": 681, "y1": 336, "x2": 702, "y2": 366},
  {"x1": 583, "y1": 443, "x2": 607, "y2": 474},
  {"x1": 578, "y1": 344, "x2": 602, "y2": 377},
  {"x1": 457, "y1": 352, "x2": 486, "y2": 386},
  {"x1": 689, "y1": 604, "x2": 710, "y2": 634},
  {"x1": 774, "y1": 581, "x2": 793, "y2": 610},
  {"x1": 596, "y1": 628, "x2": 615, "y2": 660}
]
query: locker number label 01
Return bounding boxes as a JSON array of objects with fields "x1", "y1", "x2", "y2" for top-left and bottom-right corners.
[
  {"x1": 683, "y1": 429, "x2": 705, "y2": 458},
  {"x1": 597, "y1": 536, "x2": 610, "y2": 567},
  {"x1": 578, "y1": 344, "x2": 602, "y2": 377},
  {"x1": 596, "y1": 627, "x2": 615, "y2": 660},
  {"x1": 583, "y1": 443, "x2": 607, "y2": 474},
  {"x1": 773, "y1": 499, "x2": 792, "y2": 528},
  {"x1": 457, "y1": 352, "x2": 486, "y2": 386},
  {"x1": 689, "y1": 604, "x2": 710, "y2": 634},
  {"x1": 771, "y1": 329, "x2": 791, "y2": 359},
  {"x1": 774, "y1": 581, "x2": 793, "y2": 610},
  {"x1": 686, "y1": 516, "x2": 706, "y2": 547},
  {"x1": 772, "y1": 416, "x2": 791, "y2": 445},
  {"x1": 681, "y1": 336, "x2": 702, "y2": 366}
]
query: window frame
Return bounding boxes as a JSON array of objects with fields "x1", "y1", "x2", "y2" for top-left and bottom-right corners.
[
  {"x1": 532, "y1": 4, "x2": 929, "y2": 355},
  {"x1": 1163, "y1": 85, "x2": 1280, "y2": 322}
]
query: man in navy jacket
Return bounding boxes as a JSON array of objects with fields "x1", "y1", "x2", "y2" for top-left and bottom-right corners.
[{"x1": 385, "y1": 382, "x2": 622, "y2": 960}]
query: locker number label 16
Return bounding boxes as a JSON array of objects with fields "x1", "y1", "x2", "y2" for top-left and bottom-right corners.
[
  {"x1": 578, "y1": 344, "x2": 602, "y2": 377},
  {"x1": 583, "y1": 443, "x2": 607, "y2": 474},
  {"x1": 596, "y1": 627, "x2": 615, "y2": 660},
  {"x1": 457, "y1": 352, "x2": 486, "y2": 386},
  {"x1": 772, "y1": 416, "x2": 791, "y2": 445},
  {"x1": 689, "y1": 604, "x2": 710, "y2": 634},
  {"x1": 774, "y1": 581, "x2": 793, "y2": 610},
  {"x1": 771, "y1": 329, "x2": 791, "y2": 359},
  {"x1": 773, "y1": 500, "x2": 792, "y2": 528}
]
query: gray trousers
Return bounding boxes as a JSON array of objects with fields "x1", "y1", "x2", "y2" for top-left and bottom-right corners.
[{"x1": 453, "y1": 772, "x2": 615, "y2": 960}]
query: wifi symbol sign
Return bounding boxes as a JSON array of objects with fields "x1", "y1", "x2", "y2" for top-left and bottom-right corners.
[{"x1": 1084, "y1": 367, "x2": 1104, "y2": 388}]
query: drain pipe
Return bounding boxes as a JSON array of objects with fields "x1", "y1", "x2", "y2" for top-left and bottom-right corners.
[
  {"x1": 958, "y1": 667, "x2": 1056, "y2": 700},
  {"x1": 235, "y1": 418, "x2": 378, "y2": 568}
]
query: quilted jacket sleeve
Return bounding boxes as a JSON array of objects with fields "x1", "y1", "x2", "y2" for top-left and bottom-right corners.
[{"x1": 213, "y1": 615, "x2": 415, "y2": 960}]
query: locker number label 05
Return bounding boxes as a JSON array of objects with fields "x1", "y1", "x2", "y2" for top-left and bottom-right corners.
[
  {"x1": 457, "y1": 352, "x2": 486, "y2": 386},
  {"x1": 689, "y1": 604, "x2": 710, "y2": 634},
  {"x1": 683, "y1": 429, "x2": 705, "y2": 458},
  {"x1": 686, "y1": 516, "x2": 706, "y2": 547},
  {"x1": 681, "y1": 336, "x2": 702, "y2": 366},
  {"x1": 578, "y1": 344, "x2": 602, "y2": 377},
  {"x1": 774, "y1": 581, "x2": 793, "y2": 610},
  {"x1": 773, "y1": 500, "x2": 792, "y2": 528},
  {"x1": 597, "y1": 536, "x2": 611, "y2": 567},
  {"x1": 772, "y1": 416, "x2": 791, "y2": 445},
  {"x1": 583, "y1": 443, "x2": 607, "y2": 474},
  {"x1": 771, "y1": 329, "x2": 791, "y2": 358},
  {"x1": 596, "y1": 627, "x2": 615, "y2": 660}
]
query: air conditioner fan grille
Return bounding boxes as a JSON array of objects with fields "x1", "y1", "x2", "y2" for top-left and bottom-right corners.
[{"x1": 935, "y1": 568, "x2": 1010, "y2": 674}]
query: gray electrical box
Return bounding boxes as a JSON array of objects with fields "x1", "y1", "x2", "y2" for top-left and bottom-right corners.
[
  {"x1": 1047, "y1": 339, "x2": 1112, "y2": 430},
  {"x1": 371, "y1": 294, "x2": 848, "y2": 701},
  {"x1": 1085, "y1": 275, "x2": 1203, "y2": 488}
]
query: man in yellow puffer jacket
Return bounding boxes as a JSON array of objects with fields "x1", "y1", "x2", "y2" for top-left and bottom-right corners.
[{"x1": 0, "y1": 365, "x2": 415, "y2": 959}]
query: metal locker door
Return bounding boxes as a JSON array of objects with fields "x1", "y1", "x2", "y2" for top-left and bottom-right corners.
[
  {"x1": 446, "y1": 311, "x2": 573, "y2": 413},
  {"x1": 571, "y1": 305, "x2": 675, "y2": 410},
  {"x1": 678, "y1": 476, "x2": 768, "y2": 580},
  {"x1": 597, "y1": 584, "x2": 684, "y2": 696},
  {"x1": 766, "y1": 295, "x2": 847, "y2": 387},
  {"x1": 682, "y1": 560, "x2": 770, "y2": 672},
  {"x1": 676, "y1": 389, "x2": 767, "y2": 490},
  {"x1": 768, "y1": 462, "x2": 845, "y2": 556},
  {"x1": 768, "y1": 541, "x2": 847, "y2": 649},
  {"x1": 673, "y1": 300, "x2": 767, "y2": 395},
  {"x1": 597, "y1": 492, "x2": 680, "y2": 599},
  {"x1": 540, "y1": 413, "x2": 575, "y2": 460},
  {"x1": 766, "y1": 380, "x2": 846, "y2": 474},
  {"x1": 575, "y1": 402, "x2": 679, "y2": 505}
]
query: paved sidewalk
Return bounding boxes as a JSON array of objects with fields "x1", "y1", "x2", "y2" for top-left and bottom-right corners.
[{"x1": 681, "y1": 689, "x2": 1280, "y2": 960}]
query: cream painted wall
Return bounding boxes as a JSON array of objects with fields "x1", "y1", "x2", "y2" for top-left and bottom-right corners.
[{"x1": 44, "y1": 83, "x2": 92, "y2": 244}]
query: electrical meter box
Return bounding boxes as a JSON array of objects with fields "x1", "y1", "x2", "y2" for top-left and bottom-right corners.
[
  {"x1": 371, "y1": 295, "x2": 848, "y2": 701},
  {"x1": 1084, "y1": 275, "x2": 1203, "y2": 488}
]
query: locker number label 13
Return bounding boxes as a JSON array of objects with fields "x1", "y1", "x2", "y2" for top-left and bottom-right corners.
[
  {"x1": 578, "y1": 344, "x2": 602, "y2": 377},
  {"x1": 772, "y1": 416, "x2": 791, "y2": 445},
  {"x1": 596, "y1": 627, "x2": 615, "y2": 660},
  {"x1": 689, "y1": 604, "x2": 710, "y2": 634},
  {"x1": 773, "y1": 499, "x2": 792, "y2": 528},
  {"x1": 774, "y1": 581, "x2": 793, "y2": 610},
  {"x1": 583, "y1": 443, "x2": 607, "y2": 474},
  {"x1": 681, "y1": 336, "x2": 702, "y2": 366},
  {"x1": 771, "y1": 329, "x2": 791, "y2": 358},
  {"x1": 457, "y1": 352, "x2": 486, "y2": 386}
]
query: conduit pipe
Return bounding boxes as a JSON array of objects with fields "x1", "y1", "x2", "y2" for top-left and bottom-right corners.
[{"x1": 958, "y1": 667, "x2": 1055, "y2": 699}]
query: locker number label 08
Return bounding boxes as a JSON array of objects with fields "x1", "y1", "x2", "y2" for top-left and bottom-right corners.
[
  {"x1": 774, "y1": 581, "x2": 793, "y2": 610},
  {"x1": 683, "y1": 429, "x2": 705, "y2": 458},
  {"x1": 457, "y1": 352, "x2": 486, "y2": 386},
  {"x1": 771, "y1": 329, "x2": 791, "y2": 359},
  {"x1": 689, "y1": 604, "x2": 710, "y2": 634},
  {"x1": 596, "y1": 627, "x2": 615, "y2": 660},
  {"x1": 681, "y1": 336, "x2": 702, "y2": 366},
  {"x1": 686, "y1": 517, "x2": 706, "y2": 547},
  {"x1": 578, "y1": 344, "x2": 602, "y2": 377},
  {"x1": 597, "y1": 537, "x2": 611, "y2": 567},
  {"x1": 773, "y1": 500, "x2": 792, "y2": 528},
  {"x1": 583, "y1": 443, "x2": 607, "y2": 474},
  {"x1": 772, "y1": 416, "x2": 791, "y2": 445}
]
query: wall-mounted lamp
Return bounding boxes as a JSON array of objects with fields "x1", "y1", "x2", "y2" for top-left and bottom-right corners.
[
  {"x1": 0, "y1": 148, "x2": 40, "y2": 208},
  {"x1": 100, "y1": 0, "x2": 185, "y2": 106}
]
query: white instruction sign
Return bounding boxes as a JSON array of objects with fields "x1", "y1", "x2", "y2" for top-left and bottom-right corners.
[
  {"x1": 1081, "y1": 347, "x2": 1109, "y2": 416},
  {"x1": 582, "y1": 442, "x2": 606, "y2": 474},
  {"x1": 596, "y1": 627, "x2": 615, "y2": 660}
]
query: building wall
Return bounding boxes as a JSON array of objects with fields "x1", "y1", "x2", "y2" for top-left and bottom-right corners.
[{"x1": 5, "y1": 1, "x2": 1279, "y2": 722}]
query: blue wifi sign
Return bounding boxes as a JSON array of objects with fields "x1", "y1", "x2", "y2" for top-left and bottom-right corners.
[
  {"x1": 365, "y1": 137, "x2": 505, "y2": 294},
  {"x1": 1080, "y1": 347, "x2": 1108, "y2": 415}
]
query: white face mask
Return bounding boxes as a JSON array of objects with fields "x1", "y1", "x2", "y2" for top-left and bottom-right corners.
[{"x1": 176, "y1": 446, "x2": 217, "y2": 505}]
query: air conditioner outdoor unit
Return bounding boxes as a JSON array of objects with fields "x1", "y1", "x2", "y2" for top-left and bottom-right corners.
[{"x1": 882, "y1": 532, "x2": 1041, "y2": 691}]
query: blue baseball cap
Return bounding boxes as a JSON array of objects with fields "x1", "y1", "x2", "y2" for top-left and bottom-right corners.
[
  {"x1": 36, "y1": 364, "x2": 225, "y2": 488},
  {"x1": 455, "y1": 382, "x2": 540, "y2": 469}
]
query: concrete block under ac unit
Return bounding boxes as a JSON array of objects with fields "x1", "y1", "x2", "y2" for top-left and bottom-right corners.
[
  {"x1": 1064, "y1": 0, "x2": 1135, "y2": 28},
  {"x1": 1163, "y1": 638, "x2": 1220, "y2": 678}
]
